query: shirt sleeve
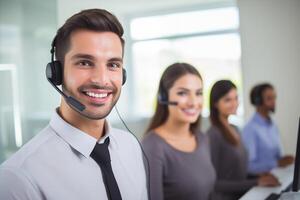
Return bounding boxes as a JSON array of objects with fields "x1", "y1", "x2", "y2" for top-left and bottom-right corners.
[
  {"x1": 142, "y1": 136, "x2": 164, "y2": 200},
  {"x1": 0, "y1": 167, "x2": 41, "y2": 200},
  {"x1": 242, "y1": 126, "x2": 277, "y2": 174}
]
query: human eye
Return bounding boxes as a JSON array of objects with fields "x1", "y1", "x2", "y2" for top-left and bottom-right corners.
[
  {"x1": 196, "y1": 90, "x2": 203, "y2": 96},
  {"x1": 177, "y1": 91, "x2": 187, "y2": 96},
  {"x1": 76, "y1": 60, "x2": 94, "y2": 67},
  {"x1": 108, "y1": 62, "x2": 122, "y2": 70}
]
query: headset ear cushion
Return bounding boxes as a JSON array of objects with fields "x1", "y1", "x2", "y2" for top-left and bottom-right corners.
[
  {"x1": 254, "y1": 97, "x2": 261, "y2": 106},
  {"x1": 158, "y1": 87, "x2": 167, "y2": 103},
  {"x1": 122, "y1": 68, "x2": 127, "y2": 85},
  {"x1": 46, "y1": 61, "x2": 63, "y2": 85},
  {"x1": 161, "y1": 90, "x2": 167, "y2": 102}
]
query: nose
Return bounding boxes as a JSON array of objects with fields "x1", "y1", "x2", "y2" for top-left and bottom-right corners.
[
  {"x1": 188, "y1": 94, "x2": 201, "y2": 107},
  {"x1": 90, "y1": 64, "x2": 109, "y2": 85}
]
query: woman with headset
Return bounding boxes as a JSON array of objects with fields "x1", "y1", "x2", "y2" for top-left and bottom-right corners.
[
  {"x1": 142, "y1": 63, "x2": 216, "y2": 200},
  {"x1": 207, "y1": 80, "x2": 280, "y2": 200}
]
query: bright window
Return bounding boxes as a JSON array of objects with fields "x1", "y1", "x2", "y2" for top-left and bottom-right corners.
[{"x1": 129, "y1": 6, "x2": 243, "y2": 124}]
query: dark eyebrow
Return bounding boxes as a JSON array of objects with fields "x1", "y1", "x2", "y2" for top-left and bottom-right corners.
[
  {"x1": 71, "y1": 54, "x2": 95, "y2": 61},
  {"x1": 70, "y1": 54, "x2": 123, "y2": 63},
  {"x1": 108, "y1": 57, "x2": 123, "y2": 63}
]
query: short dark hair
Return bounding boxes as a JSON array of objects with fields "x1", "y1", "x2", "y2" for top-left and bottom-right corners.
[
  {"x1": 250, "y1": 83, "x2": 274, "y2": 106},
  {"x1": 54, "y1": 9, "x2": 124, "y2": 65},
  {"x1": 146, "y1": 62, "x2": 203, "y2": 135}
]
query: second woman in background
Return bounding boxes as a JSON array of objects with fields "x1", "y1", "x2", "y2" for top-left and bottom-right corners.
[
  {"x1": 142, "y1": 63, "x2": 216, "y2": 200},
  {"x1": 207, "y1": 80, "x2": 280, "y2": 200}
]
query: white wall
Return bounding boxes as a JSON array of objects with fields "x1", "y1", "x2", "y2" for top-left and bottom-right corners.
[{"x1": 238, "y1": 0, "x2": 300, "y2": 154}]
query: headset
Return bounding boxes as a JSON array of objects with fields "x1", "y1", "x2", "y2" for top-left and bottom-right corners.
[
  {"x1": 250, "y1": 84, "x2": 273, "y2": 106},
  {"x1": 157, "y1": 85, "x2": 178, "y2": 106},
  {"x1": 45, "y1": 36, "x2": 127, "y2": 112},
  {"x1": 252, "y1": 87, "x2": 263, "y2": 106}
]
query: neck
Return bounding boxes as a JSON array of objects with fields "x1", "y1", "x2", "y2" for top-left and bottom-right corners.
[
  {"x1": 161, "y1": 117, "x2": 191, "y2": 138},
  {"x1": 59, "y1": 101, "x2": 105, "y2": 140},
  {"x1": 257, "y1": 107, "x2": 270, "y2": 119},
  {"x1": 219, "y1": 114, "x2": 229, "y2": 125}
]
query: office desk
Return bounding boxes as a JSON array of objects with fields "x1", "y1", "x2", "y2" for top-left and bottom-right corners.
[{"x1": 240, "y1": 165, "x2": 294, "y2": 200}]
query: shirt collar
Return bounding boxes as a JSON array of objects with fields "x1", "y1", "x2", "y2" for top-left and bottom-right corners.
[
  {"x1": 253, "y1": 112, "x2": 273, "y2": 126},
  {"x1": 49, "y1": 109, "x2": 118, "y2": 158}
]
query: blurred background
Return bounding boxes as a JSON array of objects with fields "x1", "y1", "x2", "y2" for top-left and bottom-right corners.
[{"x1": 0, "y1": 0, "x2": 299, "y2": 164}]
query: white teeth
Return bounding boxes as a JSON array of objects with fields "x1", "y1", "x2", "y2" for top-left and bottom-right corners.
[
  {"x1": 183, "y1": 109, "x2": 198, "y2": 114},
  {"x1": 86, "y1": 92, "x2": 108, "y2": 98}
]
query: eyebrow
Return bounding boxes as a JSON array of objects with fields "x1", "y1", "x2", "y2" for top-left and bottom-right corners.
[
  {"x1": 70, "y1": 54, "x2": 123, "y2": 63},
  {"x1": 176, "y1": 87, "x2": 203, "y2": 91},
  {"x1": 108, "y1": 57, "x2": 123, "y2": 63},
  {"x1": 71, "y1": 54, "x2": 95, "y2": 61}
]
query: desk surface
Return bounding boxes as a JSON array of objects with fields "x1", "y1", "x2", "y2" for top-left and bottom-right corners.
[{"x1": 239, "y1": 164, "x2": 294, "y2": 200}]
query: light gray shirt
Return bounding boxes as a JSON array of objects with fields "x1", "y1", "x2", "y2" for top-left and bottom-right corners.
[
  {"x1": 142, "y1": 131, "x2": 216, "y2": 200},
  {"x1": 0, "y1": 110, "x2": 148, "y2": 200}
]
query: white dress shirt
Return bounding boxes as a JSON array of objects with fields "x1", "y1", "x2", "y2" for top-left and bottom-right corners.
[{"x1": 0, "y1": 110, "x2": 148, "y2": 200}]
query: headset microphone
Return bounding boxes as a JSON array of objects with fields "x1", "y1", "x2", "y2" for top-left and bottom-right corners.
[
  {"x1": 157, "y1": 95, "x2": 178, "y2": 106},
  {"x1": 157, "y1": 86, "x2": 179, "y2": 106},
  {"x1": 46, "y1": 65, "x2": 86, "y2": 112},
  {"x1": 158, "y1": 100, "x2": 179, "y2": 106}
]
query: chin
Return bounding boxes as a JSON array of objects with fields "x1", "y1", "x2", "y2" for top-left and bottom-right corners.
[
  {"x1": 82, "y1": 111, "x2": 111, "y2": 120},
  {"x1": 81, "y1": 105, "x2": 114, "y2": 120},
  {"x1": 184, "y1": 117, "x2": 199, "y2": 124}
]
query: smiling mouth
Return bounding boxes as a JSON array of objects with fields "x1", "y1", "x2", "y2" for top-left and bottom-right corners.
[
  {"x1": 84, "y1": 91, "x2": 109, "y2": 98},
  {"x1": 182, "y1": 109, "x2": 199, "y2": 116},
  {"x1": 80, "y1": 90, "x2": 113, "y2": 105}
]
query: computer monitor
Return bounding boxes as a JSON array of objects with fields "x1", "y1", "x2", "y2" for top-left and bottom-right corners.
[{"x1": 292, "y1": 117, "x2": 300, "y2": 192}]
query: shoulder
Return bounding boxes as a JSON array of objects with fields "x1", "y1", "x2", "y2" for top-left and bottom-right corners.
[
  {"x1": 243, "y1": 120, "x2": 258, "y2": 137},
  {"x1": 1, "y1": 125, "x2": 57, "y2": 169},
  {"x1": 109, "y1": 127, "x2": 142, "y2": 153},
  {"x1": 0, "y1": 164, "x2": 40, "y2": 199},
  {"x1": 142, "y1": 131, "x2": 162, "y2": 146},
  {"x1": 110, "y1": 127, "x2": 138, "y2": 143},
  {"x1": 142, "y1": 131, "x2": 166, "y2": 158},
  {"x1": 207, "y1": 125, "x2": 223, "y2": 141},
  {"x1": 243, "y1": 115, "x2": 258, "y2": 131}
]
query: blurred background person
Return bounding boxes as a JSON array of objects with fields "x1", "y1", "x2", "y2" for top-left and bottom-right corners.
[
  {"x1": 142, "y1": 63, "x2": 216, "y2": 200},
  {"x1": 207, "y1": 80, "x2": 280, "y2": 200},
  {"x1": 242, "y1": 83, "x2": 294, "y2": 175}
]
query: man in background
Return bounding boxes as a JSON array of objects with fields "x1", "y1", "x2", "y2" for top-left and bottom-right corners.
[{"x1": 242, "y1": 83, "x2": 294, "y2": 175}]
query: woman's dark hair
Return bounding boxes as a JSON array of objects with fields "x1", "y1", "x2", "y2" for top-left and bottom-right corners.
[
  {"x1": 146, "y1": 62, "x2": 203, "y2": 134},
  {"x1": 54, "y1": 9, "x2": 124, "y2": 65},
  {"x1": 209, "y1": 80, "x2": 238, "y2": 145}
]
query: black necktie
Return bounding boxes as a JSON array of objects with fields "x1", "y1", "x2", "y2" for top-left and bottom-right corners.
[{"x1": 90, "y1": 137, "x2": 122, "y2": 200}]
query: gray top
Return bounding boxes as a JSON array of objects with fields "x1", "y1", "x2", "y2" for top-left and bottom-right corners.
[
  {"x1": 207, "y1": 125, "x2": 257, "y2": 200},
  {"x1": 0, "y1": 110, "x2": 147, "y2": 200},
  {"x1": 142, "y1": 131, "x2": 216, "y2": 200}
]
